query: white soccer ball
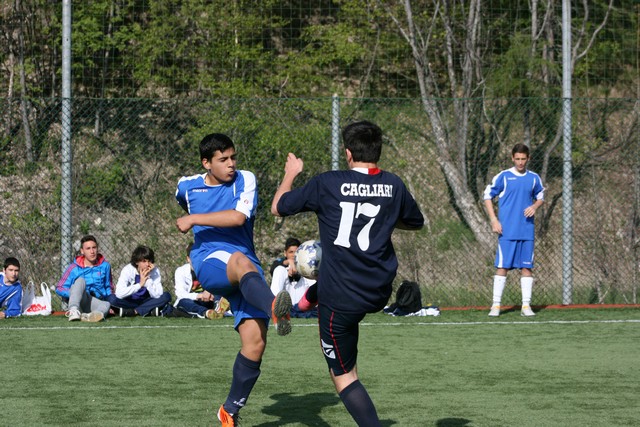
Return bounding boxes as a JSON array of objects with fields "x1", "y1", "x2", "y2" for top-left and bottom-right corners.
[{"x1": 294, "y1": 240, "x2": 322, "y2": 279}]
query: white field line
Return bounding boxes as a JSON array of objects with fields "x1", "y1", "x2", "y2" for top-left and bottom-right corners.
[
  {"x1": 1, "y1": 318, "x2": 639, "y2": 331},
  {"x1": 363, "y1": 319, "x2": 640, "y2": 326}
]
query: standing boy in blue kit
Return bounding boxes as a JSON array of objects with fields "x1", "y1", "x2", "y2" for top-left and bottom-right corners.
[{"x1": 484, "y1": 143, "x2": 545, "y2": 317}]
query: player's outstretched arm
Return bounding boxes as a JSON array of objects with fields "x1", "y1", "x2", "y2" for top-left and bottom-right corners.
[{"x1": 271, "y1": 153, "x2": 304, "y2": 216}]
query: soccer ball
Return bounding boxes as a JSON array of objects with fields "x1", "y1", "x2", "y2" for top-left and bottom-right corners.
[{"x1": 294, "y1": 240, "x2": 322, "y2": 279}]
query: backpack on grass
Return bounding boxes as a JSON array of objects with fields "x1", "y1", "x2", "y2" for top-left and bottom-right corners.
[{"x1": 385, "y1": 280, "x2": 422, "y2": 315}]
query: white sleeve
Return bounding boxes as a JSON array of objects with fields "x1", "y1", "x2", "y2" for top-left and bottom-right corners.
[
  {"x1": 145, "y1": 267, "x2": 164, "y2": 298},
  {"x1": 174, "y1": 264, "x2": 197, "y2": 302},
  {"x1": 270, "y1": 265, "x2": 289, "y2": 296},
  {"x1": 115, "y1": 264, "x2": 141, "y2": 298}
]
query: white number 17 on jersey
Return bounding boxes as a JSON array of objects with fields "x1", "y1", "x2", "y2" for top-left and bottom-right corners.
[{"x1": 334, "y1": 201, "x2": 381, "y2": 251}]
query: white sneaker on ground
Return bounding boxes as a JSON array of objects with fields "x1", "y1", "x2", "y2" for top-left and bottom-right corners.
[
  {"x1": 80, "y1": 311, "x2": 104, "y2": 322},
  {"x1": 521, "y1": 305, "x2": 536, "y2": 317},
  {"x1": 66, "y1": 307, "x2": 81, "y2": 321},
  {"x1": 488, "y1": 305, "x2": 501, "y2": 317}
]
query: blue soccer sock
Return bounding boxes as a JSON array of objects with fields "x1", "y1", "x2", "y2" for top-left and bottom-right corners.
[
  {"x1": 338, "y1": 380, "x2": 381, "y2": 427},
  {"x1": 238, "y1": 271, "x2": 274, "y2": 316},
  {"x1": 224, "y1": 352, "x2": 262, "y2": 415}
]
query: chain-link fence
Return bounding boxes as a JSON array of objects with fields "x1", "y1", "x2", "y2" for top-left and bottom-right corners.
[{"x1": 1, "y1": 96, "x2": 638, "y2": 309}]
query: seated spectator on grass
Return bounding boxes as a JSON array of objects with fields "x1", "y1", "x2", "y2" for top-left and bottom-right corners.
[
  {"x1": 270, "y1": 237, "x2": 318, "y2": 318},
  {"x1": 57, "y1": 235, "x2": 112, "y2": 322},
  {"x1": 0, "y1": 257, "x2": 23, "y2": 319},
  {"x1": 108, "y1": 245, "x2": 171, "y2": 317},
  {"x1": 173, "y1": 242, "x2": 230, "y2": 319}
]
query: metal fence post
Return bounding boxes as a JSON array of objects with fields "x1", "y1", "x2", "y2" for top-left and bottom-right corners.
[
  {"x1": 61, "y1": 0, "x2": 73, "y2": 276},
  {"x1": 561, "y1": 0, "x2": 573, "y2": 305},
  {"x1": 331, "y1": 94, "x2": 340, "y2": 171}
]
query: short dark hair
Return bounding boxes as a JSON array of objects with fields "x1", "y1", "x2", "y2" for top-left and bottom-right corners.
[
  {"x1": 284, "y1": 237, "x2": 301, "y2": 251},
  {"x1": 80, "y1": 235, "x2": 97, "y2": 247},
  {"x1": 512, "y1": 143, "x2": 530, "y2": 157},
  {"x1": 200, "y1": 133, "x2": 235, "y2": 161},
  {"x1": 342, "y1": 120, "x2": 383, "y2": 163},
  {"x1": 130, "y1": 245, "x2": 155, "y2": 266},
  {"x1": 186, "y1": 242, "x2": 193, "y2": 256},
  {"x1": 3, "y1": 257, "x2": 20, "y2": 270}
]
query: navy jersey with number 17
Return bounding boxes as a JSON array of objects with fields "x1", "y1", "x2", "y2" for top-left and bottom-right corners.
[{"x1": 277, "y1": 168, "x2": 424, "y2": 314}]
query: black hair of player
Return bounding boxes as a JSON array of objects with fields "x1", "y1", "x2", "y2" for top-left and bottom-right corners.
[
  {"x1": 130, "y1": 245, "x2": 155, "y2": 266},
  {"x1": 3, "y1": 257, "x2": 20, "y2": 270},
  {"x1": 200, "y1": 133, "x2": 235, "y2": 161},
  {"x1": 186, "y1": 241, "x2": 194, "y2": 255},
  {"x1": 80, "y1": 234, "x2": 98, "y2": 246},
  {"x1": 284, "y1": 237, "x2": 301, "y2": 250},
  {"x1": 512, "y1": 143, "x2": 530, "y2": 157},
  {"x1": 341, "y1": 120, "x2": 383, "y2": 163}
]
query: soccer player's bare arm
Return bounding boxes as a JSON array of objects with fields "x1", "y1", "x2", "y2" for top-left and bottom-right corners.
[
  {"x1": 484, "y1": 198, "x2": 502, "y2": 234},
  {"x1": 524, "y1": 198, "x2": 544, "y2": 218},
  {"x1": 176, "y1": 209, "x2": 247, "y2": 233},
  {"x1": 271, "y1": 153, "x2": 304, "y2": 216}
]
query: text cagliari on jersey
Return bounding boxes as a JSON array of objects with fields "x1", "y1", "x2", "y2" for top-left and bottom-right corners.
[{"x1": 340, "y1": 183, "x2": 393, "y2": 198}]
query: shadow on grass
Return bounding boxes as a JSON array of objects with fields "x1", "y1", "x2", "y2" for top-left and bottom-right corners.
[
  {"x1": 255, "y1": 392, "x2": 337, "y2": 426},
  {"x1": 256, "y1": 392, "x2": 398, "y2": 426},
  {"x1": 437, "y1": 417, "x2": 473, "y2": 426}
]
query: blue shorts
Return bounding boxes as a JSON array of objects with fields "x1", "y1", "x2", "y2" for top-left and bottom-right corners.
[
  {"x1": 196, "y1": 248, "x2": 269, "y2": 330},
  {"x1": 318, "y1": 304, "x2": 366, "y2": 376},
  {"x1": 495, "y1": 239, "x2": 535, "y2": 269}
]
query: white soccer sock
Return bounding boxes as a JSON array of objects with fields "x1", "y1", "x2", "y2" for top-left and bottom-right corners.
[
  {"x1": 521, "y1": 276, "x2": 534, "y2": 306},
  {"x1": 492, "y1": 275, "x2": 507, "y2": 306}
]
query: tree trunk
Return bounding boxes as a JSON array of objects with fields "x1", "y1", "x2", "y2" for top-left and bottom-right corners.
[
  {"x1": 393, "y1": 0, "x2": 493, "y2": 249},
  {"x1": 17, "y1": 0, "x2": 33, "y2": 162}
]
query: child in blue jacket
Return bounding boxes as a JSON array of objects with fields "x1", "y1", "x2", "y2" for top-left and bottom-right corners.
[{"x1": 56, "y1": 235, "x2": 112, "y2": 322}]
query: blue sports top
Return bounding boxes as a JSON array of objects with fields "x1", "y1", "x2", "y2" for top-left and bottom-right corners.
[
  {"x1": 0, "y1": 273, "x2": 23, "y2": 317},
  {"x1": 277, "y1": 168, "x2": 424, "y2": 314},
  {"x1": 483, "y1": 167, "x2": 545, "y2": 241},
  {"x1": 56, "y1": 254, "x2": 113, "y2": 300},
  {"x1": 175, "y1": 170, "x2": 260, "y2": 275}
]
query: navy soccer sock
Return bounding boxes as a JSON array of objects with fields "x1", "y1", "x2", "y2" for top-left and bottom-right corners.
[
  {"x1": 306, "y1": 282, "x2": 318, "y2": 304},
  {"x1": 338, "y1": 380, "x2": 381, "y2": 427},
  {"x1": 238, "y1": 271, "x2": 274, "y2": 316},
  {"x1": 224, "y1": 352, "x2": 262, "y2": 415}
]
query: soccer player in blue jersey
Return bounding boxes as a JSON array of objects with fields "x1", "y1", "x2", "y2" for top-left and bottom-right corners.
[
  {"x1": 483, "y1": 143, "x2": 545, "y2": 317},
  {"x1": 175, "y1": 133, "x2": 292, "y2": 427},
  {"x1": 0, "y1": 257, "x2": 23, "y2": 319},
  {"x1": 271, "y1": 120, "x2": 424, "y2": 426}
]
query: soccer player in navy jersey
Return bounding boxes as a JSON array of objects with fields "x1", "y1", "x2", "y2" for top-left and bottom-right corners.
[
  {"x1": 175, "y1": 133, "x2": 292, "y2": 427},
  {"x1": 483, "y1": 143, "x2": 545, "y2": 317},
  {"x1": 271, "y1": 120, "x2": 424, "y2": 426}
]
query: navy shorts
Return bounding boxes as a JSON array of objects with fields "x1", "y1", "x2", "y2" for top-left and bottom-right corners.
[{"x1": 318, "y1": 304, "x2": 366, "y2": 376}]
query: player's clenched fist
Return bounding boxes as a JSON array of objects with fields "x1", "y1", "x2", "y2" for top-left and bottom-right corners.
[
  {"x1": 284, "y1": 153, "x2": 304, "y2": 176},
  {"x1": 176, "y1": 215, "x2": 193, "y2": 233}
]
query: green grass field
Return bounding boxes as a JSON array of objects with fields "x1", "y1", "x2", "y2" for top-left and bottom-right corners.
[{"x1": 2, "y1": 308, "x2": 639, "y2": 426}]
